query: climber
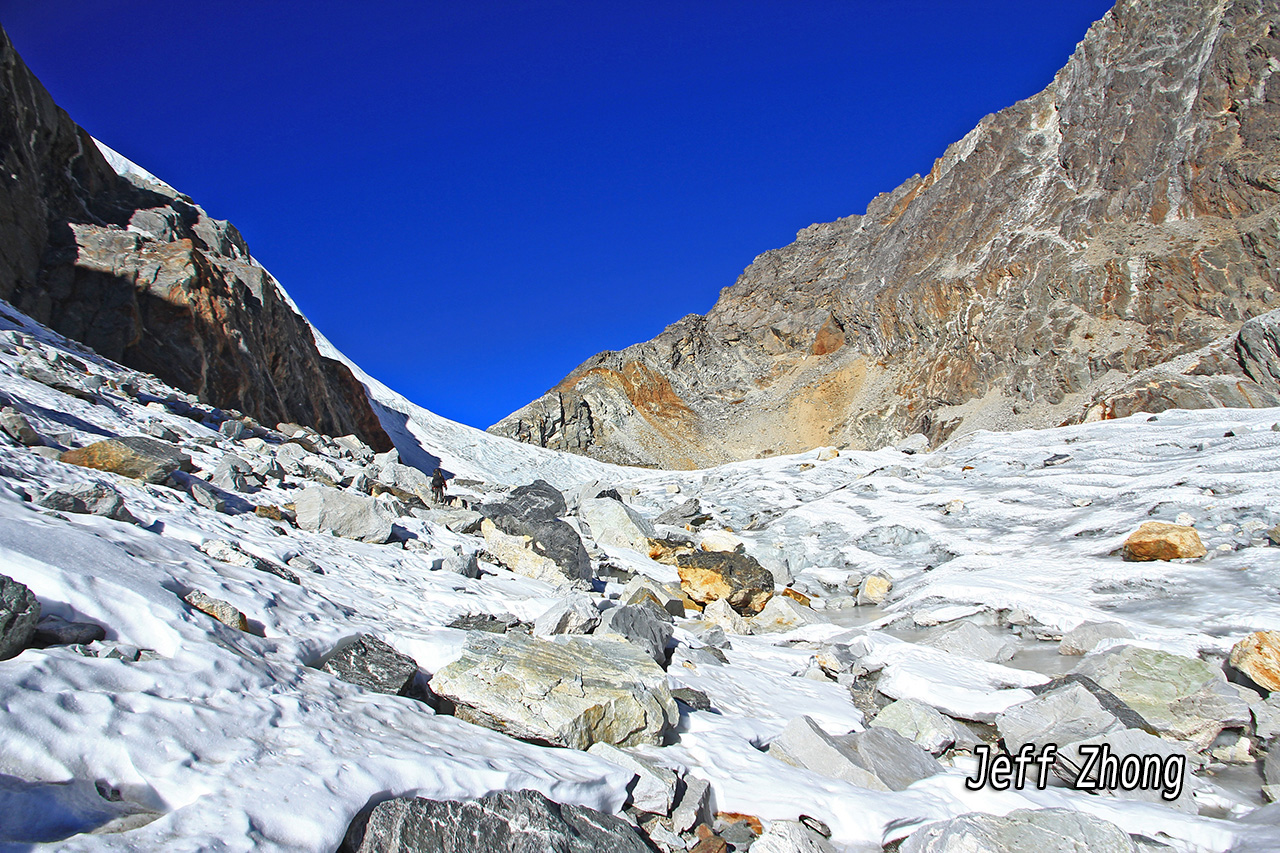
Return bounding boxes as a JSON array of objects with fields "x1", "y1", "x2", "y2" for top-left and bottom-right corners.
[{"x1": 430, "y1": 467, "x2": 447, "y2": 504}]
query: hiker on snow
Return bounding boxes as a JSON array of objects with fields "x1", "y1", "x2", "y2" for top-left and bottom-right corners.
[{"x1": 431, "y1": 468, "x2": 447, "y2": 504}]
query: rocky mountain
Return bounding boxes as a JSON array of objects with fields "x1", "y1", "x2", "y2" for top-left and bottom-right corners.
[
  {"x1": 0, "y1": 26, "x2": 391, "y2": 451},
  {"x1": 491, "y1": 0, "x2": 1280, "y2": 468}
]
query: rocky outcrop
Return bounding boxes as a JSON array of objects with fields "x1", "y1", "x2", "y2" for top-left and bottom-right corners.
[
  {"x1": 492, "y1": 0, "x2": 1280, "y2": 467},
  {"x1": 0, "y1": 573, "x2": 39, "y2": 660},
  {"x1": 0, "y1": 26, "x2": 390, "y2": 452}
]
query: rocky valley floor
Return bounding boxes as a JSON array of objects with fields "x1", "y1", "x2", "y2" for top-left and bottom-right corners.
[{"x1": 0, "y1": 299, "x2": 1279, "y2": 852}]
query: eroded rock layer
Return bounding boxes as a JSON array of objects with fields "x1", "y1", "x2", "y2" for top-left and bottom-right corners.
[
  {"x1": 492, "y1": 0, "x2": 1280, "y2": 468},
  {"x1": 0, "y1": 26, "x2": 391, "y2": 450}
]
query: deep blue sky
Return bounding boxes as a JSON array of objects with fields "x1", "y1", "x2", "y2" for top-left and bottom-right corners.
[{"x1": 1, "y1": 1, "x2": 1113, "y2": 429}]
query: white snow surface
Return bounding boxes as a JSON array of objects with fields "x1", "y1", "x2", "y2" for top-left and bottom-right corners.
[{"x1": 1, "y1": 151, "x2": 1280, "y2": 848}]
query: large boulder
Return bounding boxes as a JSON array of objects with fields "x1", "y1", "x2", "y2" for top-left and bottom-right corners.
[
  {"x1": 480, "y1": 518, "x2": 592, "y2": 585},
  {"x1": 900, "y1": 809, "x2": 1136, "y2": 853},
  {"x1": 870, "y1": 699, "x2": 964, "y2": 755},
  {"x1": 920, "y1": 621, "x2": 1016, "y2": 663},
  {"x1": 832, "y1": 727, "x2": 945, "y2": 791},
  {"x1": 995, "y1": 681, "x2": 1126, "y2": 753},
  {"x1": 429, "y1": 632, "x2": 677, "y2": 750},
  {"x1": 749, "y1": 594, "x2": 826, "y2": 633},
  {"x1": 1059, "y1": 621, "x2": 1133, "y2": 656},
  {"x1": 586, "y1": 742, "x2": 679, "y2": 814},
  {"x1": 1236, "y1": 307, "x2": 1280, "y2": 388},
  {"x1": 340, "y1": 789, "x2": 653, "y2": 853},
  {"x1": 0, "y1": 573, "x2": 40, "y2": 660},
  {"x1": 60, "y1": 436, "x2": 192, "y2": 484},
  {"x1": 579, "y1": 498, "x2": 655, "y2": 552},
  {"x1": 1060, "y1": 728, "x2": 1196, "y2": 813},
  {"x1": 1229, "y1": 631, "x2": 1280, "y2": 693},
  {"x1": 318, "y1": 634, "x2": 422, "y2": 699},
  {"x1": 293, "y1": 485, "x2": 395, "y2": 543},
  {"x1": 532, "y1": 595, "x2": 601, "y2": 637},
  {"x1": 1121, "y1": 522, "x2": 1206, "y2": 561},
  {"x1": 482, "y1": 480, "x2": 566, "y2": 524},
  {"x1": 36, "y1": 481, "x2": 136, "y2": 523},
  {"x1": 371, "y1": 458, "x2": 434, "y2": 504},
  {"x1": 594, "y1": 601, "x2": 673, "y2": 665},
  {"x1": 676, "y1": 551, "x2": 774, "y2": 615},
  {"x1": 767, "y1": 715, "x2": 890, "y2": 791},
  {"x1": 1071, "y1": 645, "x2": 1251, "y2": 749},
  {"x1": 656, "y1": 498, "x2": 708, "y2": 527}
]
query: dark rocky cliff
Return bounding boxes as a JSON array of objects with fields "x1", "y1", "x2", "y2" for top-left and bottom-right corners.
[
  {"x1": 0, "y1": 25, "x2": 391, "y2": 450},
  {"x1": 491, "y1": 0, "x2": 1280, "y2": 468}
]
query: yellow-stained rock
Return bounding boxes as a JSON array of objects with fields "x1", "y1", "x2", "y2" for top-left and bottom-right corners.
[
  {"x1": 780, "y1": 587, "x2": 812, "y2": 607},
  {"x1": 1122, "y1": 522, "x2": 1207, "y2": 561},
  {"x1": 1229, "y1": 631, "x2": 1280, "y2": 692},
  {"x1": 648, "y1": 537, "x2": 695, "y2": 565},
  {"x1": 857, "y1": 575, "x2": 892, "y2": 605},
  {"x1": 677, "y1": 551, "x2": 774, "y2": 615}
]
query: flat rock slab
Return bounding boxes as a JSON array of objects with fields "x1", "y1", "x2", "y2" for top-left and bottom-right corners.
[
  {"x1": 36, "y1": 482, "x2": 135, "y2": 523},
  {"x1": 430, "y1": 632, "x2": 676, "y2": 750},
  {"x1": 921, "y1": 621, "x2": 1016, "y2": 663},
  {"x1": 677, "y1": 551, "x2": 774, "y2": 615},
  {"x1": 996, "y1": 681, "x2": 1124, "y2": 753},
  {"x1": 319, "y1": 634, "x2": 421, "y2": 698},
  {"x1": 580, "y1": 497, "x2": 655, "y2": 552},
  {"x1": 340, "y1": 789, "x2": 653, "y2": 853},
  {"x1": 0, "y1": 573, "x2": 40, "y2": 660},
  {"x1": 768, "y1": 715, "x2": 890, "y2": 791},
  {"x1": 834, "y1": 726, "x2": 945, "y2": 791},
  {"x1": 60, "y1": 436, "x2": 192, "y2": 484},
  {"x1": 294, "y1": 485, "x2": 394, "y2": 543},
  {"x1": 1122, "y1": 522, "x2": 1206, "y2": 561},
  {"x1": 900, "y1": 808, "x2": 1136, "y2": 853},
  {"x1": 1071, "y1": 645, "x2": 1250, "y2": 749}
]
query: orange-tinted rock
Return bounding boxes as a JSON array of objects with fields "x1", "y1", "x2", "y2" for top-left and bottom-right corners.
[
  {"x1": 61, "y1": 436, "x2": 192, "y2": 484},
  {"x1": 1229, "y1": 631, "x2": 1280, "y2": 692},
  {"x1": 677, "y1": 551, "x2": 774, "y2": 615},
  {"x1": 781, "y1": 587, "x2": 812, "y2": 607},
  {"x1": 1122, "y1": 522, "x2": 1207, "y2": 561}
]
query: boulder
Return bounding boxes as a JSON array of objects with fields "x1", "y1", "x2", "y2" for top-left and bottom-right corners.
[
  {"x1": 482, "y1": 480, "x2": 567, "y2": 524},
  {"x1": 371, "y1": 459, "x2": 433, "y2": 504},
  {"x1": 319, "y1": 635, "x2": 422, "y2": 698},
  {"x1": 648, "y1": 537, "x2": 696, "y2": 565},
  {"x1": 199, "y1": 539, "x2": 300, "y2": 585},
  {"x1": 1254, "y1": 695, "x2": 1280, "y2": 739},
  {"x1": 294, "y1": 485, "x2": 394, "y2": 543},
  {"x1": 677, "y1": 551, "x2": 774, "y2": 615},
  {"x1": 339, "y1": 789, "x2": 653, "y2": 853},
  {"x1": 768, "y1": 715, "x2": 889, "y2": 791},
  {"x1": 586, "y1": 742, "x2": 679, "y2": 814},
  {"x1": 36, "y1": 481, "x2": 136, "y2": 523},
  {"x1": 670, "y1": 777, "x2": 712, "y2": 834},
  {"x1": 580, "y1": 498, "x2": 655, "y2": 552},
  {"x1": 856, "y1": 575, "x2": 892, "y2": 605},
  {"x1": 702, "y1": 598, "x2": 751, "y2": 635},
  {"x1": 218, "y1": 419, "x2": 245, "y2": 440},
  {"x1": 182, "y1": 589, "x2": 247, "y2": 631},
  {"x1": 1236, "y1": 307, "x2": 1280, "y2": 388},
  {"x1": 620, "y1": 576, "x2": 685, "y2": 618},
  {"x1": 532, "y1": 595, "x2": 601, "y2": 637},
  {"x1": 0, "y1": 407, "x2": 43, "y2": 446},
  {"x1": 1229, "y1": 631, "x2": 1280, "y2": 692},
  {"x1": 429, "y1": 632, "x2": 677, "y2": 749},
  {"x1": 751, "y1": 820, "x2": 835, "y2": 853},
  {"x1": 816, "y1": 447, "x2": 840, "y2": 461},
  {"x1": 1122, "y1": 522, "x2": 1206, "y2": 561},
  {"x1": 656, "y1": 498, "x2": 708, "y2": 527},
  {"x1": 31, "y1": 614, "x2": 106, "y2": 647},
  {"x1": 996, "y1": 681, "x2": 1125, "y2": 753},
  {"x1": 1061, "y1": 728, "x2": 1197, "y2": 813},
  {"x1": 1059, "y1": 621, "x2": 1133, "y2": 656},
  {"x1": 60, "y1": 436, "x2": 192, "y2": 484},
  {"x1": 595, "y1": 602, "x2": 674, "y2": 665},
  {"x1": 749, "y1": 594, "x2": 826, "y2": 633},
  {"x1": 699, "y1": 529, "x2": 746, "y2": 553},
  {"x1": 0, "y1": 573, "x2": 40, "y2": 660},
  {"x1": 920, "y1": 621, "x2": 1016, "y2": 663},
  {"x1": 833, "y1": 727, "x2": 945, "y2": 791},
  {"x1": 183, "y1": 476, "x2": 228, "y2": 513},
  {"x1": 1071, "y1": 645, "x2": 1251, "y2": 749},
  {"x1": 211, "y1": 453, "x2": 256, "y2": 492},
  {"x1": 333, "y1": 434, "x2": 375, "y2": 463},
  {"x1": 434, "y1": 508, "x2": 483, "y2": 535},
  {"x1": 900, "y1": 809, "x2": 1137, "y2": 853},
  {"x1": 870, "y1": 699, "x2": 960, "y2": 755},
  {"x1": 481, "y1": 518, "x2": 591, "y2": 586}
]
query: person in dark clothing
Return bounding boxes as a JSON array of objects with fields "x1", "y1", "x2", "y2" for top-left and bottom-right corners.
[{"x1": 430, "y1": 468, "x2": 447, "y2": 504}]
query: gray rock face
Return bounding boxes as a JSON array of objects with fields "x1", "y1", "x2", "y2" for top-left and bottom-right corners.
[
  {"x1": 595, "y1": 602, "x2": 674, "y2": 665},
  {"x1": 1237, "y1": 308, "x2": 1280, "y2": 388},
  {"x1": 0, "y1": 27, "x2": 392, "y2": 452},
  {"x1": 1059, "y1": 621, "x2": 1134, "y2": 656},
  {"x1": 32, "y1": 614, "x2": 106, "y2": 647},
  {"x1": 586, "y1": 742, "x2": 678, "y2": 814},
  {"x1": 293, "y1": 485, "x2": 394, "y2": 544},
  {"x1": 339, "y1": 789, "x2": 652, "y2": 853},
  {"x1": 0, "y1": 408, "x2": 43, "y2": 446},
  {"x1": 211, "y1": 454, "x2": 255, "y2": 492},
  {"x1": 920, "y1": 621, "x2": 1016, "y2": 663},
  {"x1": 579, "y1": 498, "x2": 655, "y2": 552},
  {"x1": 1061, "y1": 728, "x2": 1197, "y2": 814},
  {"x1": 490, "y1": 0, "x2": 1280, "y2": 467},
  {"x1": 482, "y1": 515, "x2": 591, "y2": 583},
  {"x1": 655, "y1": 498, "x2": 707, "y2": 527},
  {"x1": 901, "y1": 808, "x2": 1137, "y2": 853},
  {"x1": 533, "y1": 595, "x2": 601, "y2": 637},
  {"x1": 483, "y1": 480, "x2": 567, "y2": 525},
  {"x1": 0, "y1": 573, "x2": 40, "y2": 660},
  {"x1": 768, "y1": 715, "x2": 890, "y2": 791},
  {"x1": 870, "y1": 699, "x2": 962, "y2": 755},
  {"x1": 1071, "y1": 645, "x2": 1251, "y2": 749},
  {"x1": 834, "y1": 726, "x2": 945, "y2": 791},
  {"x1": 37, "y1": 482, "x2": 136, "y2": 523},
  {"x1": 996, "y1": 682, "x2": 1125, "y2": 754},
  {"x1": 752, "y1": 820, "x2": 835, "y2": 853},
  {"x1": 429, "y1": 632, "x2": 677, "y2": 750},
  {"x1": 319, "y1": 635, "x2": 422, "y2": 699}
]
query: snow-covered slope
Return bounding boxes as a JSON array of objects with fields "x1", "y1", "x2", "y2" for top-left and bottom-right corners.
[{"x1": 0, "y1": 290, "x2": 1279, "y2": 851}]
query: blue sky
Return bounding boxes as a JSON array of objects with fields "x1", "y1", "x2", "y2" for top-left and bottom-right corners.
[{"x1": 1, "y1": 1, "x2": 1114, "y2": 429}]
